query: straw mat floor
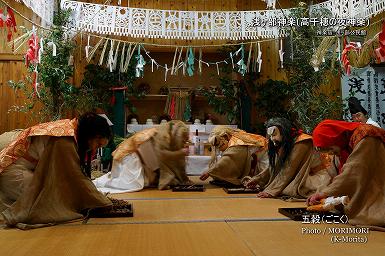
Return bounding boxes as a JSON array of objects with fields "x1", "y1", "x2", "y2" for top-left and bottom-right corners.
[{"x1": 0, "y1": 177, "x2": 384, "y2": 256}]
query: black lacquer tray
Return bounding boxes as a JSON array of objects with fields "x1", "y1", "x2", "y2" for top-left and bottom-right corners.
[
  {"x1": 172, "y1": 184, "x2": 205, "y2": 192},
  {"x1": 88, "y1": 199, "x2": 134, "y2": 218},
  {"x1": 223, "y1": 187, "x2": 260, "y2": 194}
]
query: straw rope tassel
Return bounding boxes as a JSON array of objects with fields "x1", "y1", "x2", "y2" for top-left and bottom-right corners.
[
  {"x1": 99, "y1": 38, "x2": 109, "y2": 66},
  {"x1": 199, "y1": 48, "x2": 202, "y2": 74},
  {"x1": 112, "y1": 41, "x2": 121, "y2": 71},
  {"x1": 171, "y1": 46, "x2": 178, "y2": 75},
  {"x1": 175, "y1": 47, "x2": 184, "y2": 75},
  {"x1": 87, "y1": 37, "x2": 104, "y2": 63},
  {"x1": 122, "y1": 43, "x2": 132, "y2": 72},
  {"x1": 119, "y1": 42, "x2": 126, "y2": 72}
]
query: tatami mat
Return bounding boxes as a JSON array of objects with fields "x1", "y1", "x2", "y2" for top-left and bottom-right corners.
[
  {"x1": 109, "y1": 176, "x2": 240, "y2": 199},
  {"x1": 1, "y1": 176, "x2": 384, "y2": 256},
  {"x1": 228, "y1": 221, "x2": 385, "y2": 256},
  {"x1": 86, "y1": 198, "x2": 305, "y2": 224},
  {"x1": 0, "y1": 223, "x2": 254, "y2": 256}
]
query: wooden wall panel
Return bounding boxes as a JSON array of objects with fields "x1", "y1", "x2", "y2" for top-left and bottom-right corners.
[
  {"x1": 128, "y1": 52, "x2": 228, "y2": 124},
  {"x1": 0, "y1": 60, "x2": 41, "y2": 133},
  {"x1": 0, "y1": 1, "x2": 41, "y2": 133}
]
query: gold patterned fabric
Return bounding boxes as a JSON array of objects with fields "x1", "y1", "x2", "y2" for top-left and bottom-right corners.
[
  {"x1": 207, "y1": 127, "x2": 269, "y2": 185},
  {"x1": 111, "y1": 121, "x2": 189, "y2": 190},
  {"x1": 0, "y1": 119, "x2": 77, "y2": 173},
  {"x1": 228, "y1": 131, "x2": 268, "y2": 151},
  {"x1": 112, "y1": 128, "x2": 157, "y2": 162},
  {"x1": 1, "y1": 137, "x2": 111, "y2": 229}
]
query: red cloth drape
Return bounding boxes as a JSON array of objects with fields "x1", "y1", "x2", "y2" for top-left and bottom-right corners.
[
  {"x1": 313, "y1": 120, "x2": 361, "y2": 174},
  {"x1": 313, "y1": 120, "x2": 385, "y2": 174}
]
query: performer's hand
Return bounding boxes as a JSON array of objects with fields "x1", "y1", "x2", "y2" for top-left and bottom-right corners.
[
  {"x1": 200, "y1": 172, "x2": 210, "y2": 181},
  {"x1": 177, "y1": 147, "x2": 189, "y2": 157},
  {"x1": 256, "y1": 191, "x2": 273, "y2": 198},
  {"x1": 184, "y1": 179, "x2": 194, "y2": 185},
  {"x1": 242, "y1": 176, "x2": 258, "y2": 189},
  {"x1": 307, "y1": 193, "x2": 327, "y2": 206},
  {"x1": 181, "y1": 147, "x2": 189, "y2": 156}
]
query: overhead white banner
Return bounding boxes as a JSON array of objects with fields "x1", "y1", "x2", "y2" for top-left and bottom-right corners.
[
  {"x1": 60, "y1": 0, "x2": 384, "y2": 40},
  {"x1": 342, "y1": 67, "x2": 385, "y2": 128}
]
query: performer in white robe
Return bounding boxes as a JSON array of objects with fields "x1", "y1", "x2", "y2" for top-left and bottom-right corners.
[{"x1": 94, "y1": 120, "x2": 190, "y2": 193}]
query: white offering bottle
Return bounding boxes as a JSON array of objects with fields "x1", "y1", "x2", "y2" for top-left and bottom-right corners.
[{"x1": 193, "y1": 129, "x2": 200, "y2": 155}]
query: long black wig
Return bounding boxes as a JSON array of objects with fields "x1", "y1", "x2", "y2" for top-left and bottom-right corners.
[
  {"x1": 265, "y1": 117, "x2": 298, "y2": 178},
  {"x1": 76, "y1": 112, "x2": 112, "y2": 177}
]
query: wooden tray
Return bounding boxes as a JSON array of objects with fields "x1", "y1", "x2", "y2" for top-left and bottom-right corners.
[
  {"x1": 88, "y1": 198, "x2": 134, "y2": 218},
  {"x1": 223, "y1": 187, "x2": 260, "y2": 194},
  {"x1": 172, "y1": 184, "x2": 205, "y2": 192},
  {"x1": 209, "y1": 179, "x2": 243, "y2": 188}
]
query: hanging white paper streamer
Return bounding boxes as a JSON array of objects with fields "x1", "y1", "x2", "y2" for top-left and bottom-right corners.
[
  {"x1": 235, "y1": 47, "x2": 242, "y2": 56},
  {"x1": 171, "y1": 47, "x2": 178, "y2": 75},
  {"x1": 34, "y1": 66, "x2": 40, "y2": 98},
  {"x1": 112, "y1": 41, "x2": 121, "y2": 71},
  {"x1": 68, "y1": 55, "x2": 74, "y2": 66},
  {"x1": 38, "y1": 37, "x2": 44, "y2": 63},
  {"x1": 279, "y1": 39, "x2": 284, "y2": 69},
  {"x1": 262, "y1": 0, "x2": 276, "y2": 9},
  {"x1": 108, "y1": 40, "x2": 115, "y2": 72},
  {"x1": 87, "y1": 38, "x2": 104, "y2": 63},
  {"x1": 119, "y1": 42, "x2": 126, "y2": 72},
  {"x1": 151, "y1": 59, "x2": 156, "y2": 72},
  {"x1": 230, "y1": 52, "x2": 235, "y2": 69},
  {"x1": 123, "y1": 43, "x2": 137, "y2": 73},
  {"x1": 201, "y1": 61, "x2": 210, "y2": 68},
  {"x1": 122, "y1": 43, "x2": 132, "y2": 72},
  {"x1": 198, "y1": 48, "x2": 202, "y2": 74},
  {"x1": 46, "y1": 41, "x2": 56, "y2": 56},
  {"x1": 175, "y1": 47, "x2": 184, "y2": 75},
  {"x1": 85, "y1": 34, "x2": 91, "y2": 59},
  {"x1": 164, "y1": 64, "x2": 169, "y2": 81},
  {"x1": 257, "y1": 42, "x2": 262, "y2": 73},
  {"x1": 99, "y1": 39, "x2": 109, "y2": 66},
  {"x1": 337, "y1": 38, "x2": 341, "y2": 62}
]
